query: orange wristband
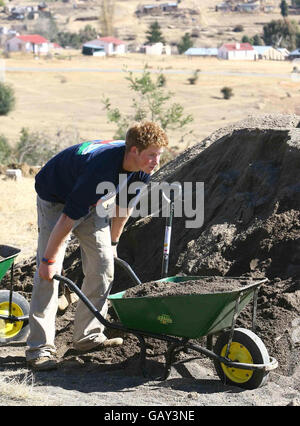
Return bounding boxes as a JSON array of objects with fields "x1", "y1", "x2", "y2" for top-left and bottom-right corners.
[{"x1": 42, "y1": 257, "x2": 56, "y2": 264}]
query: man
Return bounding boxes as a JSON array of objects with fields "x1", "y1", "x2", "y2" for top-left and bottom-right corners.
[{"x1": 26, "y1": 121, "x2": 168, "y2": 371}]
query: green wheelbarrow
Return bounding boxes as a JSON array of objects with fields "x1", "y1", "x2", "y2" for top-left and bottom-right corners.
[
  {"x1": 54, "y1": 258, "x2": 278, "y2": 390},
  {"x1": 0, "y1": 245, "x2": 30, "y2": 343}
]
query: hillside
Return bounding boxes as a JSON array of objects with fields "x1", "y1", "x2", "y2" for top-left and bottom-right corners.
[{"x1": 0, "y1": 0, "x2": 285, "y2": 48}]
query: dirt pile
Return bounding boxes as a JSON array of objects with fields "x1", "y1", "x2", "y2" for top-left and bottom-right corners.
[
  {"x1": 114, "y1": 113, "x2": 300, "y2": 376},
  {"x1": 1, "y1": 114, "x2": 299, "y2": 379},
  {"x1": 124, "y1": 277, "x2": 249, "y2": 297},
  {"x1": 119, "y1": 115, "x2": 300, "y2": 283}
]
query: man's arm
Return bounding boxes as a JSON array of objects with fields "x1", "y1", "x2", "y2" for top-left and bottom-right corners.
[
  {"x1": 39, "y1": 213, "x2": 74, "y2": 281},
  {"x1": 111, "y1": 205, "x2": 133, "y2": 248}
]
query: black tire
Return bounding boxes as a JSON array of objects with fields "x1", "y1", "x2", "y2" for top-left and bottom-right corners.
[
  {"x1": 213, "y1": 328, "x2": 270, "y2": 389},
  {"x1": 0, "y1": 290, "x2": 30, "y2": 343}
]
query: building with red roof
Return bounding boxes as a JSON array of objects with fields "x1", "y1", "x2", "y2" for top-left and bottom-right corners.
[
  {"x1": 82, "y1": 37, "x2": 126, "y2": 56},
  {"x1": 218, "y1": 43, "x2": 256, "y2": 60},
  {"x1": 5, "y1": 34, "x2": 52, "y2": 55}
]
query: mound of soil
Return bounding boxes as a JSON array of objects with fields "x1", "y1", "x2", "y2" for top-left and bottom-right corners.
[
  {"x1": 124, "y1": 276, "x2": 249, "y2": 297},
  {"x1": 1, "y1": 114, "x2": 299, "y2": 379}
]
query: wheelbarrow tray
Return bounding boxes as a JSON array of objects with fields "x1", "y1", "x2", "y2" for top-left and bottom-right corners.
[
  {"x1": 0, "y1": 245, "x2": 21, "y2": 281},
  {"x1": 109, "y1": 276, "x2": 266, "y2": 339}
]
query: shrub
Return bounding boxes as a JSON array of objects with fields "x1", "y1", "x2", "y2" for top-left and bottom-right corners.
[
  {"x1": 221, "y1": 86, "x2": 234, "y2": 100},
  {"x1": 233, "y1": 25, "x2": 244, "y2": 32},
  {"x1": 0, "y1": 134, "x2": 12, "y2": 164},
  {"x1": 177, "y1": 33, "x2": 193, "y2": 54},
  {"x1": 0, "y1": 82, "x2": 16, "y2": 116},
  {"x1": 187, "y1": 70, "x2": 200, "y2": 85}
]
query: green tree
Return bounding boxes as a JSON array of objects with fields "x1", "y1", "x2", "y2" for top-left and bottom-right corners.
[
  {"x1": 78, "y1": 25, "x2": 98, "y2": 43},
  {"x1": 242, "y1": 35, "x2": 253, "y2": 44},
  {"x1": 243, "y1": 34, "x2": 264, "y2": 45},
  {"x1": 146, "y1": 21, "x2": 165, "y2": 44},
  {"x1": 0, "y1": 82, "x2": 15, "y2": 116},
  {"x1": 253, "y1": 34, "x2": 263, "y2": 45},
  {"x1": 0, "y1": 135, "x2": 11, "y2": 164},
  {"x1": 177, "y1": 33, "x2": 193, "y2": 54},
  {"x1": 280, "y1": 0, "x2": 289, "y2": 17},
  {"x1": 263, "y1": 19, "x2": 299, "y2": 49},
  {"x1": 56, "y1": 31, "x2": 81, "y2": 48},
  {"x1": 102, "y1": 66, "x2": 193, "y2": 144}
]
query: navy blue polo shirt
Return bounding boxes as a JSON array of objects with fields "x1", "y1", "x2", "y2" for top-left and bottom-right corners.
[{"x1": 35, "y1": 140, "x2": 150, "y2": 220}]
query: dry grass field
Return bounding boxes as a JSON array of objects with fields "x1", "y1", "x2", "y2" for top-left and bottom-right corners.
[
  {"x1": 1, "y1": 53, "x2": 300, "y2": 146},
  {"x1": 0, "y1": 176, "x2": 37, "y2": 260}
]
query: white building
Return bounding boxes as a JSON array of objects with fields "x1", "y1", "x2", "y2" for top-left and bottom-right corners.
[
  {"x1": 253, "y1": 45, "x2": 288, "y2": 61},
  {"x1": 142, "y1": 42, "x2": 171, "y2": 55},
  {"x1": 236, "y1": 1, "x2": 260, "y2": 13},
  {"x1": 5, "y1": 34, "x2": 50, "y2": 55},
  {"x1": 184, "y1": 47, "x2": 218, "y2": 57},
  {"x1": 82, "y1": 37, "x2": 126, "y2": 56},
  {"x1": 218, "y1": 42, "x2": 255, "y2": 60}
]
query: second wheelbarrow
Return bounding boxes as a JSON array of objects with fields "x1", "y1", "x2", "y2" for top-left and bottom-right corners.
[{"x1": 0, "y1": 245, "x2": 30, "y2": 343}]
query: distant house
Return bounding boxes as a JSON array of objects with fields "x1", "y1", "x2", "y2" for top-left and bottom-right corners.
[
  {"x1": 263, "y1": 4, "x2": 276, "y2": 13},
  {"x1": 50, "y1": 42, "x2": 63, "y2": 51},
  {"x1": 276, "y1": 48, "x2": 290, "y2": 59},
  {"x1": 82, "y1": 40, "x2": 106, "y2": 56},
  {"x1": 236, "y1": 1, "x2": 260, "y2": 13},
  {"x1": 184, "y1": 47, "x2": 218, "y2": 57},
  {"x1": 289, "y1": 48, "x2": 300, "y2": 60},
  {"x1": 82, "y1": 37, "x2": 126, "y2": 56},
  {"x1": 141, "y1": 42, "x2": 171, "y2": 55},
  {"x1": 161, "y1": 2, "x2": 178, "y2": 12},
  {"x1": 136, "y1": 2, "x2": 178, "y2": 15},
  {"x1": 253, "y1": 45, "x2": 287, "y2": 61},
  {"x1": 5, "y1": 34, "x2": 51, "y2": 55},
  {"x1": 136, "y1": 4, "x2": 161, "y2": 15},
  {"x1": 218, "y1": 42, "x2": 255, "y2": 60},
  {"x1": 215, "y1": 2, "x2": 232, "y2": 12}
]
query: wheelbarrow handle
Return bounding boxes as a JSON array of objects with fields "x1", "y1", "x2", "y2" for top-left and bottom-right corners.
[
  {"x1": 53, "y1": 274, "x2": 115, "y2": 330},
  {"x1": 114, "y1": 257, "x2": 142, "y2": 286},
  {"x1": 53, "y1": 257, "x2": 142, "y2": 331}
]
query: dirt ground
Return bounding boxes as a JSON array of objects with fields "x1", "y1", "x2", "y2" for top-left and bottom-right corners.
[{"x1": 0, "y1": 113, "x2": 299, "y2": 406}]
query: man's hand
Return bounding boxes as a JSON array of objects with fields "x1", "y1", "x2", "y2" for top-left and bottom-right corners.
[
  {"x1": 38, "y1": 262, "x2": 59, "y2": 282},
  {"x1": 38, "y1": 213, "x2": 74, "y2": 281}
]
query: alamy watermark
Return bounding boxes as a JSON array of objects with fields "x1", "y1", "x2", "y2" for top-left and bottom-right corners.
[{"x1": 96, "y1": 175, "x2": 204, "y2": 229}]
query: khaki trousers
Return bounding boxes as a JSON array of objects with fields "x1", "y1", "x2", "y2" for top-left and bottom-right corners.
[{"x1": 26, "y1": 196, "x2": 114, "y2": 361}]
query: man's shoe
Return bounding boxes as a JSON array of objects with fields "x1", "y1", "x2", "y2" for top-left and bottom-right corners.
[{"x1": 27, "y1": 356, "x2": 58, "y2": 371}]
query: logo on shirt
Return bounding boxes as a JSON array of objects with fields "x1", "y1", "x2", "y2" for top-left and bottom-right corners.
[{"x1": 76, "y1": 140, "x2": 124, "y2": 155}]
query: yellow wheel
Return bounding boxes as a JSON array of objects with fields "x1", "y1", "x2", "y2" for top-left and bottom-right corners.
[
  {"x1": 0, "y1": 290, "x2": 29, "y2": 343},
  {"x1": 220, "y1": 341, "x2": 254, "y2": 384},
  {"x1": 214, "y1": 328, "x2": 270, "y2": 389}
]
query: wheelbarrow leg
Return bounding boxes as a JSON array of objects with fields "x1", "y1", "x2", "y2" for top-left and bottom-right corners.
[
  {"x1": 136, "y1": 334, "x2": 148, "y2": 377},
  {"x1": 161, "y1": 342, "x2": 178, "y2": 380},
  {"x1": 161, "y1": 338, "x2": 189, "y2": 381}
]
